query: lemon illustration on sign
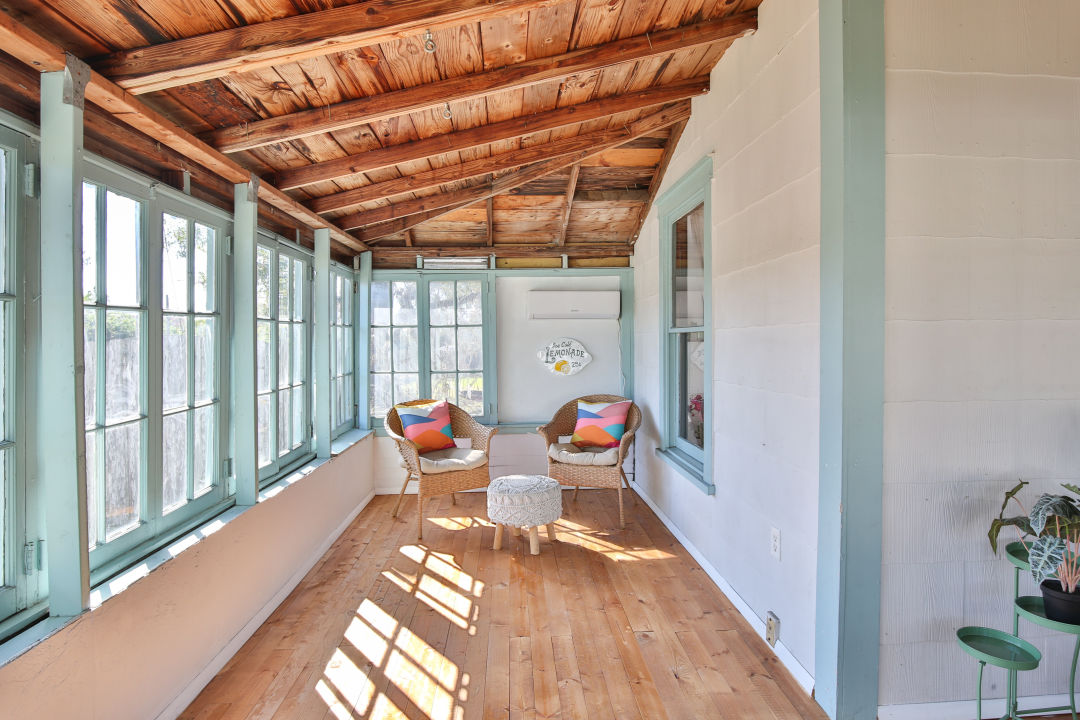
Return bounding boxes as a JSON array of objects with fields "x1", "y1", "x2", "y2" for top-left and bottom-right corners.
[{"x1": 554, "y1": 360, "x2": 570, "y2": 374}]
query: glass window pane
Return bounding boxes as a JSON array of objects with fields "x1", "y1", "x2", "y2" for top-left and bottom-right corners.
[
  {"x1": 162, "y1": 214, "x2": 188, "y2": 312},
  {"x1": 335, "y1": 327, "x2": 346, "y2": 376},
  {"x1": 83, "y1": 309, "x2": 97, "y2": 427},
  {"x1": 257, "y1": 395, "x2": 272, "y2": 467},
  {"x1": 370, "y1": 328, "x2": 391, "y2": 373},
  {"x1": 105, "y1": 310, "x2": 141, "y2": 422},
  {"x1": 278, "y1": 322, "x2": 290, "y2": 388},
  {"x1": 82, "y1": 183, "x2": 97, "y2": 303},
  {"x1": 85, "y1": 431, "x2": 98, "y2": 549},
  {"x1": 104, "y1": 421, "x2": 141, "y2": 538},
  {"x1": 278, "y1": 255, "x2": 290, "y2": 319},
  {"x1": 292, "y1": 258, "x2": 303, "y2": 322},
  {"x1": 193, "y1": 404, "x2": 214, "y2": 495},
  {"x1": 256, "y1": 246, "x2": 272, "y2": 319},
  {"x1": 673, "y1": 203, "x2": 706, "y2": 328},
  {"x1": 371, "y1": 282, "x2": 390, "y2": 326},
  {"x1": 430, "y1": 327, "x2": 456, "y2": 372},
  {"x1": 277, "y1": 390, "x2": 290, "y2": 455},
  {"x1": 343, "y1": 280, "x2": 352, "y2": 325},
  {"x1": 291, "y1": 385, "x2": 304, "y2": 448},
  {"x1": 457, "y1": 326, "x2": 483, "y2": 371},
  {"x1": 345, "y1": 331, "x2": 353, "y2": 378},
  {"x1": 431, "y1": 373, "x2": 456, "y2": 405},
  {"x1": 334, "y1": 276, "x2": 345, "y2": 325},
  {"x1": 194, "y1": 223, "x2": 215, "y2": 313},
  {"x1": 677, "y1": 332, "x2": 706, "y2": 449},
  {"x1": 456, "y1": 281, "x2": 482, "y2": 325},
  {"x1": 391, "y1": 282, "x2": 417, "y2": 326},
  {"x1": 458, "y1": 373, "x2": 483, "y2": 416},
  {"x1": 194, "y1": 317, "x2": 214, "y2": 402},
  {"x1": 256, "y1": 321, "x2": 272, "y2": 393},
  {"x1": 429, "y1": 281, "x2": 455, "y2": 326},
  {"x1": 392, "y1": 328, "x2": 418, "y2": 372},
  {"x1": 370, "y1": 374, "x2": 392, "y2": 418},
  {"x1": 393, "y1": 374, "x2": 419, "y2": 405},
  {"x1": 292, "y1": 323, "x2": 304, "y2": 386},
  {"x1": 332, "y1": 377, "x2": 343, "y2": 428},
  {"x1": 162, "y1": 315, "x2": 188, "y2": 410},
  {"x1": 0, "y1": 150, "x2": 4, "y2": 295},
  {"x1": 105, "y1": 190, "x2": 141, "y2": 307},
  {"x1": 162, "y1": 411, "x2": 188, "y2": 513}
]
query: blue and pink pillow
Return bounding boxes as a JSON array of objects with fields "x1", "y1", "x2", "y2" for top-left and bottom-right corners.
[
  {"x1": 396, "y1": 400, "x2": 456, "y2": 454},
  {"x1": 571, "y1": 399, "x2": 631, "y2": 449}
]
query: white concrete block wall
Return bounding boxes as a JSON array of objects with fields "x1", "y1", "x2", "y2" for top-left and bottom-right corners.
[
  {"x1": 633, "y1": 0, "x2": 820, "y2": 678},
  {"x1": 881, "y1": 0, "x2": 1080, "y2": 707}
]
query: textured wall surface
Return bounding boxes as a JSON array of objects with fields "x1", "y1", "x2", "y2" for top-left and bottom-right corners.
[
  {"x1": 633, "y1": 0, "x2": 820, "y2": 675},
  {"x1": 880, "y1": 0, "x2": 1080, "y2": 705}
]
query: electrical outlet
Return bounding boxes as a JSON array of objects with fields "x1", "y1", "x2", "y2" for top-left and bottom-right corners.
[
  {"x1": 770, "y1": 527, "x2": 781, "y2": 560},
  {"x1": 766, "y1": 611, "x2": 780, "y2": 647}
]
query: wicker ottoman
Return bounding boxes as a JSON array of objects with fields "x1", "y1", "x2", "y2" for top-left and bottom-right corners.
[{"x1": 487, "y1": 474, "x2": 562, "y2": 555}]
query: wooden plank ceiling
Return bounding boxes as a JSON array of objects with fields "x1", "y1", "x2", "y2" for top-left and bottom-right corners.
[{"x1": 2, "y1": 0, "x2": 757, "y2": 265}]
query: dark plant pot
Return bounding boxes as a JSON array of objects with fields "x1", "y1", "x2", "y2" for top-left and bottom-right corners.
[{"x1": 1040, "y1": 580, "x2": 1080, "y2": 625}]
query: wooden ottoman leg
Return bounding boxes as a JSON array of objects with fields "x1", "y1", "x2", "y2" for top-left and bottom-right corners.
[
  {"x1": 529, "y1": 526, "x2": 540, "y2": 555},
  {"x1": 512, "y1": 525, "x2": 521, "y2": 537},
  {"x1": 546, "y1": 523, "x2": 557, "y2": 543},
  {"x1": 494, "y1": 523, "x2": 504, "y2": 551}
]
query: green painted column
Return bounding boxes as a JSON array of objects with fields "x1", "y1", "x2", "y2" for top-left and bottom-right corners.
[
  {"x1": 233, "y1": 178, "x2": 259, "y2": 505},
  {"x1": 354, "y1": 252, "x2": 371, "y2": 431},
  {"x1": 313, "y1": 228, "x2": 331, "y2": 458},
  {"x1": 38, "y1": 55, "x2": 91, "y2": 616},
  {"x1": 814, "y1": 1, "x2": 885, "y2": 718}
]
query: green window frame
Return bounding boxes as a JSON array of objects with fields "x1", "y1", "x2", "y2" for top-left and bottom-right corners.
[
  {"x1": 656, "y1": 156, "x2": 714, "y2": 494},
  {"x1": 368, "y1": 273, "x2": 493, "y2": 424},
  {"x1": 330, "y1": 265, "x2": 356, "y2": 437},
  {"x1": 255, "y1": 234, "x2": 313, "y2": 482}
]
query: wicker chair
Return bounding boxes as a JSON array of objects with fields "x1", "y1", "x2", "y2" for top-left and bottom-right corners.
[
  {"x1": 537, "y1": 394, "x2": 640, "y2": 529},
  {"x1": 385, "y1": 399, "x2": 498, "y2": 539}
]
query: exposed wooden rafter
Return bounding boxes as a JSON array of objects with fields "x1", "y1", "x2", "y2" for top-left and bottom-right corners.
[
  {"x1": 94, "y1": 0, "x2": 563, "y2": 94},
  {"x1": 204, "y1": 13, "x2": 755, "y2": 154},
  {"x1": 275, "y1": 79, "x2": 708, "y2": 191},
  {"x1": 631, "y1": 119, "x2": 688, "y2": 245},
  {"x1": 374, "y1": 245, "x2": 634, "y2": 259},
  {"x1": 555, "y1": 164, "x2": 580, "y2": 247},
  {"x1": 0, "y1": 10, "x2": 367, "y2": 254},
  {"x1": 356, "y1": 204, "x2": 473, "y2": 244},
  {"x1": 486, "y1": 198, "x2": 494, "y2": 247}
]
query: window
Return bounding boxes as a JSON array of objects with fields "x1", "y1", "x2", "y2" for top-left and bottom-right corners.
[
  {"x1": 369, "y1": 275, "x2": 490, "y2": 422},
  {"x1": 657, "y1": 157, "x2": 713, "y2": 492},
  {"x1": 256, "y1": 238, "x2": 312, "y2": 478},
  {"x1": 330, "y1": 268, "x2": 355, "y2": 436}
]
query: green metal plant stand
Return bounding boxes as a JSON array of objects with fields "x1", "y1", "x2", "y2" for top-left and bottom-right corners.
[{"x1": 956, "y1": 626, "x2": 1041, "y2": 720}]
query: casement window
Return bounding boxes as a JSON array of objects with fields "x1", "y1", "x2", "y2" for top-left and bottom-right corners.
[
  {"x1": 657, "y1": 157, "x2": 713, "y2": 493},
  {"x1": 368, "y1": 275, "x2": 491, "y2": 423},
  {"x1": 330, "y1": 267, "x2": 356, "y2": 437},
  {"x1": 255, "y1": 236, "x2": 313, "y2": 478}
]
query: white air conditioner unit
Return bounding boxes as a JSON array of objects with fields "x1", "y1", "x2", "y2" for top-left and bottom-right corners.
[{"x1": 526, "y1": 290, "x2": 621, "y2": 320}]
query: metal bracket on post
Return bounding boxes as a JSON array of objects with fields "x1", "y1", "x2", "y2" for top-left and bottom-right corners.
[{"x1": 61, "y1": 53, "x2": 90, "y2": 109}]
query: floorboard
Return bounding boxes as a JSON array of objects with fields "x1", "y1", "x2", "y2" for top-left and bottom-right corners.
[{"x1": 182, "y1": 489, "x2": 827, "y2": 719}]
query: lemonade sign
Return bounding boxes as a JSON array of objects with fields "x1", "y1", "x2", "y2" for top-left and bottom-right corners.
[{"x1": 538, "y1": 337, "x2": 592, "y2": 376}]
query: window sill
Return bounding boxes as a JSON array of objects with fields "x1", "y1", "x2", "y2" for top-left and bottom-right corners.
[
  {"x1": 655, "y1": 447, "x2": 714, "y2": 495},
  {"x1": 332, "y1": 428, "x2": 373, "y2": 455}
]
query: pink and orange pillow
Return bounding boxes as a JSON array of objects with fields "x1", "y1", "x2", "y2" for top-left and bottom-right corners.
[
  {"x1": 395, "y1": 400, "x2": 456, "y2": 454},
  {"x1": 571, "y1": 399, "x2": 631, "y2": 449}
]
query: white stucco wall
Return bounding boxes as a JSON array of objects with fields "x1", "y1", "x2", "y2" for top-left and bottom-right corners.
[
  {"x1": 880, "y1": 0, "x2": 1080, "y2": 708},
  {"x1": 633, "y1": 0, "x2": 820, "y2": 679},
  {"x1": 0, "y1": 437, "x2": 375, "y2": 720}
]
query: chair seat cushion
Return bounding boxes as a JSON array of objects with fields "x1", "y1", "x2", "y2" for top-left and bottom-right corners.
[
  {"x1": 547, "y1": 442, "x2": 619, "y2": 466},
  {"x1": 400, "y1": 447, "x2": 488, "y2": 474}
]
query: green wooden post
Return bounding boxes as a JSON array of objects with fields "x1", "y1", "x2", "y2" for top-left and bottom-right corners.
[
  {"x1": 355, "y1": 252, "x2": 371, "y2": 430},
  {"x1": 232, "y1": 178, "x2": 259, "y2": 504},
  {"x1": 313, "y1": 228, "x2": 331, "y2": 457},
  {"x1": 814, "y1": 0, "x2": 885, "y2": 717},
  {"x1": 38, "y1": 55, "x2": 91, "y2": 616}
]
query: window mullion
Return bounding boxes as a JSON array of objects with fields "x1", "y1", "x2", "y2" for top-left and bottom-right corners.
[
  {"x1": 418, "y1": 278, "x2": 431, "y2": 400},
  {"x1": 145, "y1": 205, "x2": 163, "y2": 529}
]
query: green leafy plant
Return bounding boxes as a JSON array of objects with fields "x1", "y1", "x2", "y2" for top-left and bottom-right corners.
[{"x1": 989, "y1": 480, "x2": 1080, "y2": 592}]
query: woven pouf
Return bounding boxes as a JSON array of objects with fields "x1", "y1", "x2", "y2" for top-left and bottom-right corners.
[{"x1": 487, "y1": 474, "x2": 562, "y2": 555}]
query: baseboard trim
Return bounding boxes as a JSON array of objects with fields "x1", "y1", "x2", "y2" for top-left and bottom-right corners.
[
  {"x1": 154, "y1": 487, "x2": 376, "y2": 720},
  {"x1": 630, "y1": 480, "x2": 816, "y2": 695},
  {"x1": 878, "y1": 693, "x2": 1073, "y2": 720}
]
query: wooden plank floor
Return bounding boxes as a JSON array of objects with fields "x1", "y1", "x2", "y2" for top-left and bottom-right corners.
[{"x1": 180, "y1": 488, "x2": 826, "y2": 720}]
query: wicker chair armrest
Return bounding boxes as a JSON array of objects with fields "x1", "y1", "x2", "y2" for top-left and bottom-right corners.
[
  {"x1": 392, "y1": 437, "x2": 421, "y2": 476},
  {"x1": 536, "y1": 423, "x2": 560, "y2": 446},
  {"x1": 457, "y1": 412, "x2": 497, "y2": 453},
  {"x1": 617, "y1": 428, "x2": 637, "y2": 464}
]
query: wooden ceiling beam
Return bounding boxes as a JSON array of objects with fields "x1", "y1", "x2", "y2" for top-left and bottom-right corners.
[
  {"x1": 631, "y1": 119, "x2": 688, "y2": 245},
  {"x1": 0, "y1": 10, "x2": 367, "y2": 254},
  {"x1": 276, "y1": 78, "x2": 708, "y2": 191},
  {"x1": 486, "y1": 198, "x2": 495, "y2": 247},
  {"x1": 574, "y1": 190, "x2": 651, "y2": 205},
  {"x1": 555, "y1": 164, "x2": 580, "y2": 247},
  {"x1": 374, "y1": 245, "x2": 633, "y2": 259},
  {"x1": 354, "y1": 102, "x2": 691, "y2": 242},
  {"x1": 94, "y1": 0, "x2": 563, "y2": 94},
  {"x1": 205, "y1": 12, "x2": 755, "y2": 153}
]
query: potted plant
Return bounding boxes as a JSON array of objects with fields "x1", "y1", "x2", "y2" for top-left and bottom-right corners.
[{"x1": 989, "y1": 480, "x2": 1080, "y2": 624}]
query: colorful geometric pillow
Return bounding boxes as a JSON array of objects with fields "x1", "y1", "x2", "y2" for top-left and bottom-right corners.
[
  {"x1": 395, "y1": 400, "x2": 456, "y2": 454},
  {"x1": 571, "y1": 399, "x2": 631, "y2": 449}
]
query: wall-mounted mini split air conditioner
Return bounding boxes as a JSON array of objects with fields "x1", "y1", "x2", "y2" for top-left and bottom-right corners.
[{"x1": 525, "y1": 290, "x2": 621, "y2": 320}]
